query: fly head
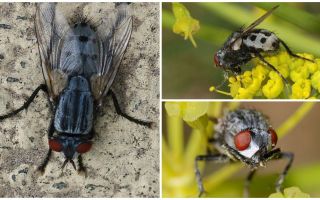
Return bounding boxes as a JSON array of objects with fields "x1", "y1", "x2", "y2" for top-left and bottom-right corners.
[
  {"x1": 214, "y1": 31, "x2": 252, "y2": 73},
  {"x1": 48, "y1": 136, "x2": 92, "y2": 170},
  {"x1": 233, "y1": 127, "x2": 278, "y2": 166}
]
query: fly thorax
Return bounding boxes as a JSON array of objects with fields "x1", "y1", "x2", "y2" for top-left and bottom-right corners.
[
  {"x1": 231, "y1": 38, "x2": 242, "y2": 51},
  {"x1": 54, "y1": 76, "x2": 94, "y2": 134}
]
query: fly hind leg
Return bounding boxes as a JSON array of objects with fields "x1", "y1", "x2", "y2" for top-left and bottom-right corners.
[
  {"x1": 0, "y1": 84, "x2": 48, "y2": 120},
  {"x1": 108, "y1": 90, "x2": 154, "y2": 128},
  {"x1": 279, "y1": 39, "x2": 314, "y2": 62}
]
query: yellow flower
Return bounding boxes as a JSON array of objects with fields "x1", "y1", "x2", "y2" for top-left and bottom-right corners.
[
  {"x1": 262, "y1": 71, "x2": 284, "y2": 99},
  {"x1": 291, "y1": 79, "x2": 311, "y2": 99},
  {"x1": 311, "y1": 70, "x2": 320, "y2": 93},
  {"x1": 209, "y1": 51, "x2": 320, "y2": 99},
  {"x1": 172, "y1": 3, "x2": 200, "y2": 47},
  {"x1": 269, "y1": 187, "x2": 310, "y2": 198}
]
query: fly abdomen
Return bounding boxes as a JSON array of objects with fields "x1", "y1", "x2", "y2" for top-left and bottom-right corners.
[
  {"x1": 54, "y1": 76, "x2": 93, "y2": 134},
  {"x1": 243, "y1": 29, "x2": 279, "y2": 52}
]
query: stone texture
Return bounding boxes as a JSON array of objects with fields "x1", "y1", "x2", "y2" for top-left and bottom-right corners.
[{"x1": 0, "y1": 2, "x2": 159, "y2": 197}]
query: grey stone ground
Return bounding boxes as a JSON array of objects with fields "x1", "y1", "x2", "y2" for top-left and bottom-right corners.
[{"x1": 0, "y1": 3, "x2": 159, "y2": 197}]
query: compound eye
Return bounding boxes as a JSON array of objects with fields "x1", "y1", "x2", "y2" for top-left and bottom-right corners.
[
  {"x1": 268, "y1": 128, "x2": 278, "y2": 147},
  {"x1": 76, "y1": 142, "x2": 92, "y2": 153},
  {"x1": 214, "y1": 53, "x2": 219, "y2": 66},
  {"x1": 48, "y1": 139, "x2": 63, "y2": 152},
  {"x1": 234, "y1": 130, "x2": 252, "y2": 151}
]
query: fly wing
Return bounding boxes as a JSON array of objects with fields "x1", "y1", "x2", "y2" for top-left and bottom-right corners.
[
  {"x1": 90, "y1": 3, "x2": 133, "y2": 102},
  {"x1": 227, "y1": 5, "x2": 279, "y2": 50},
  {"x1": 35, "y1": 3, "x2": 72, "y2": 100},
  {"x1": 242, "y1": 5, "x2": 279, "y2": 33}
]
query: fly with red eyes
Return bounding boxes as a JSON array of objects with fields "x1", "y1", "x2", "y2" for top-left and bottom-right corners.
[
  {"x1": 195, "y1": 109, "x2": 293, "y2": 197},
  {"x1": 0, "y1": 3, "x2": 154, "y2": 176}
]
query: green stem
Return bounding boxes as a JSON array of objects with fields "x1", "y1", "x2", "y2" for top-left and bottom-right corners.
[
  {"x1": 167, "y1": 114, "x2": 184, "y2": 161},
  {"x1": 277, "y1": 102, "x2": 314, "y2": 138}
]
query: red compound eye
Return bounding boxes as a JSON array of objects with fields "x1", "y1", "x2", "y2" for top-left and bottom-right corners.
[
  {"x1": 214, "y1": 53, "x2": 219, "y2": 66},
  {"x1": 48, "y1": 139, "x2": 63, "y2": 152},
  {"x1": 234, "y1": 130, "x2": 252, "y2": 151},
  {"x1": 268, "y1": 128, "x2": 278, "y2": 147},
  {"x1": 76, "y1": 142, "x2": 92, "y2": 153}
]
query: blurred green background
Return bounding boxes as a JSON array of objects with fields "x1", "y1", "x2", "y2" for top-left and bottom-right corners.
[{"x1": 162, "y1": 3, "x2": 320, "y2": 99}]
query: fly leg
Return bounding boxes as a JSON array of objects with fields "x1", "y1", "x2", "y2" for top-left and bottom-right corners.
[
  {"x1": 37, "y1": 150, "x2": 52, "y2": 174},
  {"x1": 255, "y1": 53, "x2": 287, "y2": 84},
  {"x1": 37, "y1": 118, "x2": 54, "y2": 174},
  {"x1": 0, "y1": 84, "x2": 48, "y2": 120},
  {"x1": 108, "y1": 90, "x2": 154, "y2": 128},
  {"x1": 275, "y1": 152, "x2": 294, "y2": 192},
  {"x1": 264, "y1": 148, "x2": 294, "y2": 192},
  {"x1": 279, "y1": 39, "x2": 314, "y2": 62},
  {"x1": 195, "y1": 154, "x2": 230, "y2": 197},
  {"x1": 77, "y1": 155, "x2": 87, "y2": 177},
  {"x1": 244, "y1": 169, "x2": 257, "y2": 197},
  {"x1": 77, "y1": 129, "x2": 95, "y2": 176},
  {"x1": 255, "y1": 53, "x2": 290, "y2": 96}
]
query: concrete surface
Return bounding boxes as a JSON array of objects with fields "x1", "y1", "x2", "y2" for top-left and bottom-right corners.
[{"x1": 0, "y1": 2, "x2": 159, "y2": 197}]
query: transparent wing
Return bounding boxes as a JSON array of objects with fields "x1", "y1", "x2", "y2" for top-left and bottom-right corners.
[
  {"x1": 242, "y1": 5, "x2": 279, "y2": 33},
  {"x1": 227, "y1": 5, "x2": 279, "y2": 50},
  {"x1": 35, "y1": 3, "x2": 73, "y2": 99},
  {"x1": 90, "y1": 3, "x2": 133, "y2": 101}
]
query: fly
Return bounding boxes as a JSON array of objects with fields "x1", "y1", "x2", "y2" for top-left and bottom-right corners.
[
  {"x1": 214, "y1": 5, "x2": 313, "y2": 84},
  {"x1": 0, "y1": 3, "x2": 154, "y2": 175},
  {"x1": 195, "y1": 109, "x2": 294, "y2": 197}
]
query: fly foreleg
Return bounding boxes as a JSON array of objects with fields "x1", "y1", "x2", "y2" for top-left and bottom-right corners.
[
  {"x1": 108, "y1": 90, "x2": 154, "y2": 128},
  {"x1": 77, "y1": 154, "x2": 87, "y2": 177},
  {"x1": 0, "y1": 84, "x2": 48, "y2": 120},
  {"x1": 244, "y1": 169, "x2": 256, "y2": 197},
  {"x1": 195, "y1": 154, "x2": 230, "y2": 197},
  {"x1": 37, "y1": 119, "x2": 54, "y2": 174},
  {"x1": 264, "y1": 149, "x2": 294, "y2": 192},
  {"x1": 274, "y1": 152, "x2": 294, "y2": 192}
]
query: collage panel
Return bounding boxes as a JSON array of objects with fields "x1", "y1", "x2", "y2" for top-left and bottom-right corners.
[
  {"x1": 0, "y1": 2, "x2": 159, "y2": 197},
  {"x1": 1, "y1": 1, "x2": 320, "y2": 199},
  {"x1": 162, "y1": 101, "x2": 320, "y2": 197},
  {"x1": 163, "y1": 3, "x2": 320, "y2": 99}
]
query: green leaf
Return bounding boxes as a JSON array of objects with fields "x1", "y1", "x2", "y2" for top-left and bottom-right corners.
[
  {"x1": 269, "y1": 187, "x2": 310, "y2": 198},
  {"x1": 165, "y1": 102, "x2": 209, "y2": 121}
]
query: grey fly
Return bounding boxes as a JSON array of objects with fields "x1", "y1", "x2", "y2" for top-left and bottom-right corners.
[
  {"x1": 0, "y1": 3, "x2": 154, "y2": 175},
  {"x1": 195, "y1": 109, "x2": 294, "y2": 197},
  {"x1": 214, "y1": 5, "x2": 313, "y2": 84}
]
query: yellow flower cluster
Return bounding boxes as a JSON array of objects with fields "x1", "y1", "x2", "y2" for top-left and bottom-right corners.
[
  {"x1": 172, "y1": 3, "x2": 200, "y2": 47},
  {"x1": 210, "y1": 51, "x2": 320, "y2": 99}
]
